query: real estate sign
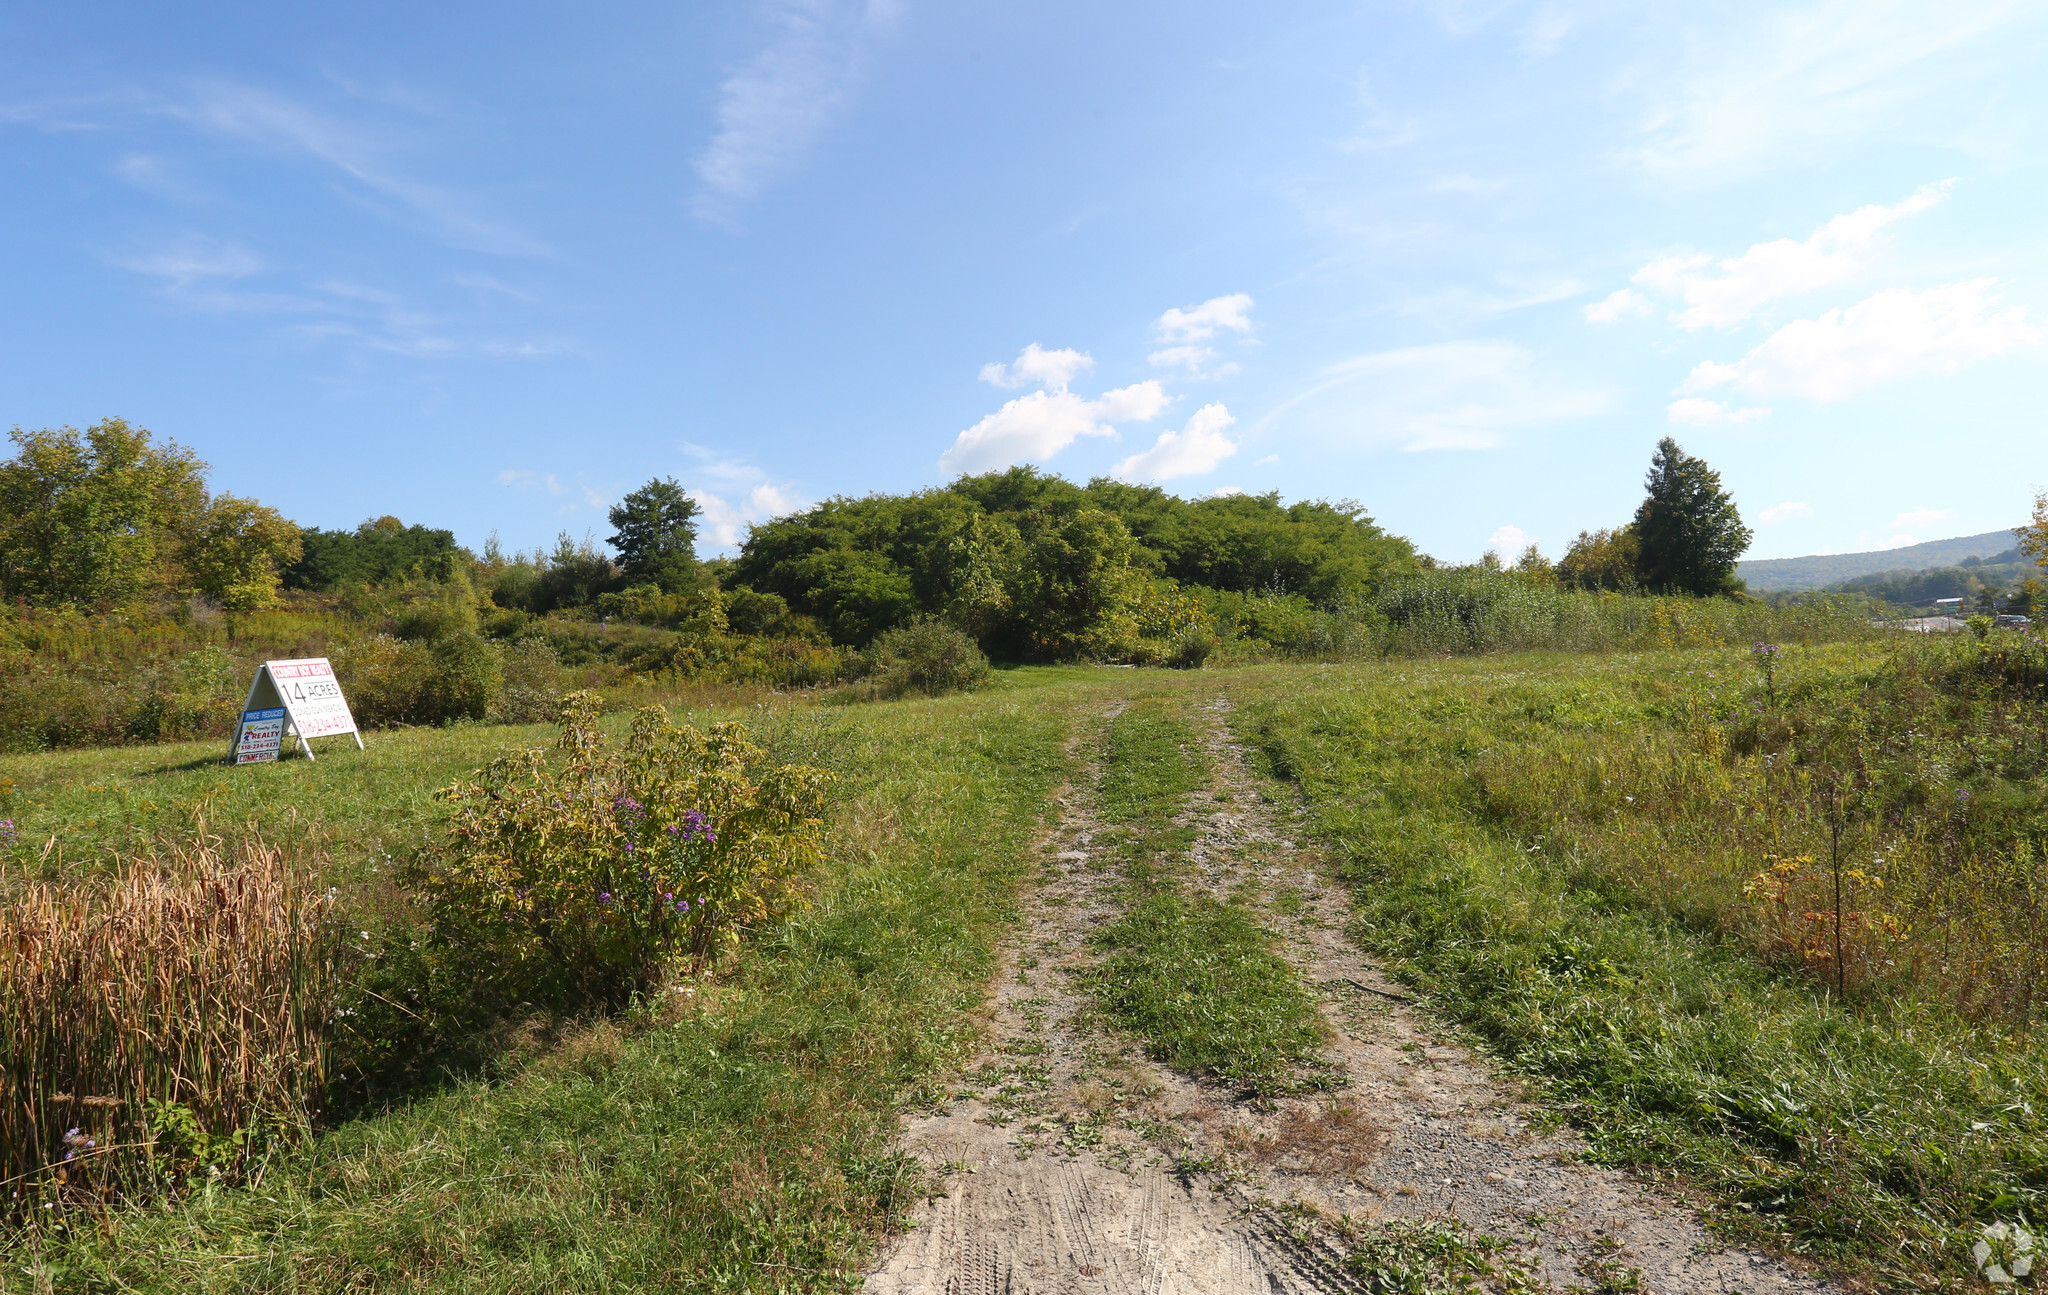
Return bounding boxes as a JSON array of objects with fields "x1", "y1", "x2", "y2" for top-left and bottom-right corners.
[
  {"x1": 232, "y1": 707, "x2": 288, "y2": 764},
  {"x1": 230, "y1": 658, "x2": 363, "y2": 763}
]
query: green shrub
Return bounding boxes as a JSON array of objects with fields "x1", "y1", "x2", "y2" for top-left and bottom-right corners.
[
  {"x1": 390, "y1": 600, "x2": 474, "y2": 643},
  {"x1": 407, "y1": 692, "x2": 830, "y2": 1005},
  {"x1": 333, "y1": 632, "x2": 502, "y2": 727},
  {"x1": 863, "y1": 617, "x2": 992, "y2": 698},
  {"x1": 1163, "y1": 628, "x2": 1216, "y2": 669},
  {"x1": 492, "y1": 637, "x2": 564, "y2": 723},
  {"x1": 722, "y1": 587, "x2": 825, "y2": 640},
  {"x1": 422, "y1": 631, "x2": 501, "y2": 721}
]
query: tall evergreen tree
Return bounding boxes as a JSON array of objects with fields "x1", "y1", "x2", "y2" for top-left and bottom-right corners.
[
  {"x1": 1630, "y1": 437, "x2": 1752, "y2": 596},
  {"x1": 608, "y1": 477, "x2": 703, "y2": 592}
]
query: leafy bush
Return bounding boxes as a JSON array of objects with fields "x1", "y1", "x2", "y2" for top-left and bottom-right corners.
[
  {"x1": 333, "y1": 631, "x2": 502, "y2": 727},
  {"x1": 492, "y1": 637, "x2": 564, "y2": 723},
  {"x1": 862, "y1": 617, "x2": 992, "y2": 698},
  {"x1": 408, "y1": 692, "x2": 830, "y2": 1005},
  {"x1": 1162, "y1": 628, "x2": 1217, "y2": 669}
]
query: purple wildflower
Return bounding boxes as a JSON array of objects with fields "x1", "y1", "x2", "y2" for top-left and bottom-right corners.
[{"x1": 598, "y1": 891, "x2": 613, "y2": 906}]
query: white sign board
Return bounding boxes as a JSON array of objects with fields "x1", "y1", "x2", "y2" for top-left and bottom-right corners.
[
  {"x1": 229, "y1": 658, "x2": 363, "y2": 763},
  {"x1": 233, "y1": 708, "x2": 287, "y2": 764}
]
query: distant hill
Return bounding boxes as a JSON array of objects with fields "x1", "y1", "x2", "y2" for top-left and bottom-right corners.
[{"x1": 1739, "y1": 529, "x2": 2025, "y2": 592}]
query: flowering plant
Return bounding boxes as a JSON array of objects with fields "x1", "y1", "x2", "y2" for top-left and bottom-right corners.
[
  {"x1": 410, "y1": 691, "x2": 830, "y2": 1001},
  {"x1": 1751, "y1": 641, "x2": 1780, "y2": 710}
]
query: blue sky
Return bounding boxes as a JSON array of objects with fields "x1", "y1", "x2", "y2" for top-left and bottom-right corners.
[{"x1": 3, "y1": 1, "x2": 2044, "y2": 563}]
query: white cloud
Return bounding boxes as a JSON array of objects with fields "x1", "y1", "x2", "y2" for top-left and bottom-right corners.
[
  {"x1": 1758, "y1": 501, "x2": 1814, "y2": 524},
  {"x1": 1631, "y1": 182, "x2": 1951, "y2": 329},
  {"x1": 1583, "y1": 288, "x2": 1651, "y2": 324},
  {"x1": 694, "y1": 0, "x2": 899, "y2": 218},
  {"x1": 1148, "y1": 295, "x2": 1254, "y2": 378},
  {"x1": 1617, "y1": 0, "x2": 2040, "y2": 185},
  {"x1": 1253, "y1": 454, "x2": 1278, "y2": 466},
  {"x1": 940, "y1": 381, "x2": 1170, "y2": 476},
  {"x1": 1155, "y1": 293, "x2": 1254, "y2": 344},
  {"x1": 1112, "y1": 404, "x2": 1239, "y2": 482},
  {"x1": 671, "y1": 444, "x2": 804, "y2": 548},
  {"x1": 1893, "y1": 505, "x2": 1952, "y2": 530},
  {"x1": 1679, "y1": 279, "x2": 2040, "y2": 401},
  {"x1": 979, "y1": 343, "x2": 1093, "y2": 391},
  {"x1": 1259, "y1": 341, "x2": 1611, "y2": 452},
  {"x1": 1211, "y1": 486, "x2": 1245, "y2": 498},
  {"x1": 1666, "y1": 397, "x2": 1770, "y2": 426},
  {"x1": 1487, "y1": 524, "x2": 1528, "y2": 555},
  {"x1": 690, "y1": 482, "x2": 805, "y2": 549}
]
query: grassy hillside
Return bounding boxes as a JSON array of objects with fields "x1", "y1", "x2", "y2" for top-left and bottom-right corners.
[{"x1": 1740, "y1": 528, "x2": 2021, "y2": 591}]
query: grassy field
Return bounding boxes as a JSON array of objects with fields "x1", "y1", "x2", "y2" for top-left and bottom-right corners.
[
  {"x1": 6, "y1": 683, "x2": 1072, "y2": 1292},
  {"x1": 1230, "y1": 642, "x2": 2048, "y2": 1291},
  {"x1": 6, "y1": 638, "x2": 2045, "y2": 1291}
]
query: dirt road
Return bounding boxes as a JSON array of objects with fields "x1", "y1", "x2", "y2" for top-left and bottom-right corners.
[{"x1": 864, "y1": 697, "x2": 1839, "y2": 1295}]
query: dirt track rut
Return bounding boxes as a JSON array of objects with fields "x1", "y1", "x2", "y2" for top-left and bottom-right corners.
[{"x1": 863, "y1": 695, "x2": 1841, "y2": 1295}]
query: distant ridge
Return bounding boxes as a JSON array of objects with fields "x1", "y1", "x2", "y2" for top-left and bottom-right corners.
[{"x1": 1739, "y1": 529, "x2": 2023, "y2": 592}]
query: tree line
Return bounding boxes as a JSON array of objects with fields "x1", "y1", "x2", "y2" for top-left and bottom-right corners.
[{"x1": 3, "y1": 419, "x2": 1799, "y2": 659}]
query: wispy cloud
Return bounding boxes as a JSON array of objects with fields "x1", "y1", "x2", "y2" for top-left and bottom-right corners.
[
  {"x1": 694, "y1": 0, "x2": 902, "y2": 220},
  {"x1": 109, "y1": 237, "x2": 564, "y2": 357},
  {"x1": 1616, "y1": 0, "x2": 2040, "y2": 184},
  {"x1": 1627, "y1": 182, "x2": 1951, "y2": 330},
  {"x1": 111, "y1": 234, "x2": 265, "y2": 290},
  {"x1": 1337, "y1": 76, "x2": 1419, "y2": 152},
  {"x1": 166, "y1": 80, "x2": 547, "y2": 256},
  {"x1": 1260, "y1": 341, "x2": 1611, "y2": 452},
  {"x1": 1679, "y1": 279, "x2": 2039, "y2": 401}
]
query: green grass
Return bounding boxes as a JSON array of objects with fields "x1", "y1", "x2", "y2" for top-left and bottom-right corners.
[
  {"x1": 1082, "y1": 701, "x2": 1329, "y2": 1094},
  {"x1": 0, "y1": 723, "x2": 561, "y2": 886},
  {"x1": 1089, "y1": 892, "x2": 1330, "y2": 1093},
  {"x1": 15, "y1": 645, "x2": 2037, "y2": 1292},
  {"x1": 1226, "y1": 648, "x2": 2048, "y2": 1292},
  {"x1": 8, "y1": 687, "x2": 1077, "y2": 1292}
]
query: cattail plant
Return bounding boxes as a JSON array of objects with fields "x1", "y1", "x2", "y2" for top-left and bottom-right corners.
[{"x1": 0, "y1": 835, "x2": 335, "y2": 1215}]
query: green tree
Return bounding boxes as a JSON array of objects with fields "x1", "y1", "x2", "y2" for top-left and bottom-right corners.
[
  {"x1": 184, "y1": 495, "x2": 303, "y2": 611},
  {"x1": 2018, "y1": 490, "x2": 2048, "y2": 570},
  {"x1": 0, "y1": 419, "x2": 209, "y2": 608},
  {"x1": 1557, "y1": 527, "x2": 1640, "y2": 591},
  {"x1": 284, "y1": 516, "x2": 465, "y2": 590},
  {"x1": 607, "y1": 477, "x2": 703, "y2": 593},
  {"x1": 1630, "y1": 438, "x2": 1752, "y2": 596},
  {"x1": 999, "y1": 508, "x2": 1144, "y2": 660}
]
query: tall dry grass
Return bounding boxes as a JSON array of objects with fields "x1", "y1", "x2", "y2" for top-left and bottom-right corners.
[{"x1": 0, "y1": 835, "x2": 335, "y2": 1214}]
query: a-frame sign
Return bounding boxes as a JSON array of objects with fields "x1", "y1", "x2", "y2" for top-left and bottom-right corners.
[{"x1": 230, "y1": 658, "x2": 363, "y2": 764}]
